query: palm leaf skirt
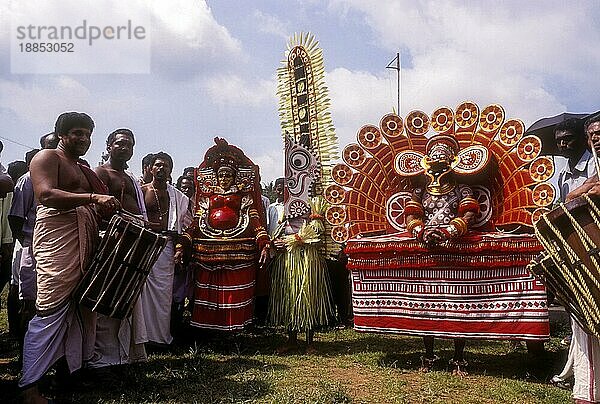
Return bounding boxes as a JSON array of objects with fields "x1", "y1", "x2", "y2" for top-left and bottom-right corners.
[{"x1": 268, "y1": 243, "x2": 335, "y2": 332}]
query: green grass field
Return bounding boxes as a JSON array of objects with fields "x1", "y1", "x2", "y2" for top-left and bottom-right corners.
[{"x1": 0, "y1": 293, "x2": 573, "y2": 403}]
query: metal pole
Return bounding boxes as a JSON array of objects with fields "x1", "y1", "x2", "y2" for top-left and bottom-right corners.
[
  {"x1": 396, "y1": 52, "x2": 400, "y2": 116},
  {"x1": 386, "y1": 53, "x2": 401, "y2": 115}
]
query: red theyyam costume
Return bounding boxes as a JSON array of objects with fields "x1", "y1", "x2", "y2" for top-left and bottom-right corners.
[
  {"x1": 325, "y1": 103, "x2": 552, "y2": 341},
  {"x1": 181, "y1": 138, "x2": 269, "y2": 331}
]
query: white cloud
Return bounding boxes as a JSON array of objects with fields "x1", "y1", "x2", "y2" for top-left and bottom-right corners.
[
  {"x1": 0, "y1": 77, "x2": 90, "y2": 124},
  {"x1": 400, "y1": 48, "x2": 566, "y2": 125},
  {"x1": 333, "y1": 0, "x2": 594, "y2": 71},
  {"x1": 325, "y1": 63, "x2": 564, "y2": 149},
  {"x1": 327, "y1": 68, "x2": 396, "y2": 146},
  {"x1": 0, "y1": 76, "x2": 148, "y2": 125},
  {"x1": 328, "y1": 0, "x2": 598, "y2": 122},
  {"x1": 0, "y1": 75, "x2": 149, "y2": 168},
  {"x1": 253, "y1": 149, "x2": 284, "y2": 184},
  {"x1": 150, "y1": 0, "x2": 244, "y2": 78},
  {"x1": 151, "y1": 0, "x2": 241, "y2": 52},
  {"x1": 202, "y1": 74, "x2": 276, "y2": 107},
  {"x1": 3, "y1": 0, "x2": 243, "y2": 76},
  {"x1": 252, "y1": 10, "x2": 289, "y2": 40}
]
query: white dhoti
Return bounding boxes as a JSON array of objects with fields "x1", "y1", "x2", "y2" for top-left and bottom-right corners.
[
  {"x1": 570, "y1": 321, "x2": 600, "y2": 403},
  {"x1": 87, "y1": 299, "x2": 147, "y2": 368},
  {"x1": 89, "y1": 173, "x2": 150, "y2": 367},
  {"x1": 19, "y1": 205, "x2": 98, "y2": 388},
  {"x1": 139, "y1": 241, "x2": 174, "y2": 344},
  {"x1": 19, "y1": 302, "x2": 96, "y2": 388},
  {"x1": 138, "y1": 185, "x2": 190, "y2": 345},
  {"x1": 555, "y1": 318, "x2": 600, "y2": 403}
]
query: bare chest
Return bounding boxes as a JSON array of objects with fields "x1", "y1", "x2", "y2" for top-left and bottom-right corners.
[
  {"x1": 58, "y1": 162, "x2": 91, "y2": 193},
  {"x1": 106, "y1": 172, "x2": 140, "y2": 213},
  {"x1": 144, "y1": 186, "x2": 170, "y2": 226}
]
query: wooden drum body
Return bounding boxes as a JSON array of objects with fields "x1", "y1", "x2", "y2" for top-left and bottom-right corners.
[
  {"x1": 74, "y1": 215, "x2": 167, "y2": 319},
  {"x1": 533, "y1": 194, "x2": 600, "y2": 337}
]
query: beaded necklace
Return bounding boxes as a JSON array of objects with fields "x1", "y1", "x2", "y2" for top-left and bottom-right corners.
[{"x1": 151, "y1": 183, "x2": 168, "y2": 221}]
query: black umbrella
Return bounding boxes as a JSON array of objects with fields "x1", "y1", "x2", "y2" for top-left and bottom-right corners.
[{"x1": 525, "y1": 112, "x2": 590, "y2": 155}]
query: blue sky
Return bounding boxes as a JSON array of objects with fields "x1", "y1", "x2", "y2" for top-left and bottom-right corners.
[{"x1": 1, "y1": 0, "x2": 599, "y2": 183}]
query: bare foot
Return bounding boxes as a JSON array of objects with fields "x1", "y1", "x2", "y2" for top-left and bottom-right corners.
[
  {"x1": 452, "y1": 368, "x2": 469, "y2": 377},
  {"x1": 449, "y1": 359, "x2": 468, "y2": 377},
  {"x1": 550, "y1": 375, "x2": 571, "y2": 390},
  {"x1": 419, "y1": 355, "x2": 439, "y2": 373}
]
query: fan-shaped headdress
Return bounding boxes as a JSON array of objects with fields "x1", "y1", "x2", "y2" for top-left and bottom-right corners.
[{"x1": 323, "y1": 102, "x2": 556, "y2": 243}]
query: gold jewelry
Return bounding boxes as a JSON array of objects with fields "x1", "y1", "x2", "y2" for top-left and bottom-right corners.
[
  {"x1": 255, "y1": 230, "x2": 268, "y2": 240},
  {"x1": 426, "y1": 178, "x2": 456, "y2": 196},
  {"x1": 406, "y1": 218, "x2": 424, "y2": 234},
  {"x1": 151, "y1": 184, "x2": 168, "y2": 221},
  {"x1": 449, "y1": 217, "x2": 468, "y2": 236}
]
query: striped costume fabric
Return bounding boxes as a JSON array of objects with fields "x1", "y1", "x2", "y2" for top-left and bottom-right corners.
[
  {"x1": 190, "y1": 239, "x2": 257, "y2": 330},
  {"x1": 346, "y1": 232, "x2": 550, "y2": 340}
]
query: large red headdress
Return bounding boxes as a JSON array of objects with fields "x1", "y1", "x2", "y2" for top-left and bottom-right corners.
[
  {"x1": 195, "y1": 137, "x2": 265, "y2": 222},
  {"x1": 203, "y1": 137, "x2": 251, "y2": 171}
]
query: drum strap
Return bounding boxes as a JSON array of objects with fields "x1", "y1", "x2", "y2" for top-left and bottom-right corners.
[{"x1": 78, "y1": 163, "x2": 109, "y2": 195}]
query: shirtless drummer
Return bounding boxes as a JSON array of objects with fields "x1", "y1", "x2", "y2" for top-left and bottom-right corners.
[
  {"x1": 88, "y1": 129, "x2": 149, "y2": 378},
  {"x1": 21, "y1": 112, "x2": 118, "y2": 404}
]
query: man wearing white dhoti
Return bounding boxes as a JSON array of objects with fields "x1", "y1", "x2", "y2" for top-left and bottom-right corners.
[
  {"x1": 171, "y1": 175, "x2": 195, "y2": 337},
  {"x1": 552, "y1": 114, "x2": 600, "y2": 403},
  {"x1": 88, "y1": 129, "x2": 150, "y2": 371},
  {"x1": 20, "y1": 112, "x2": 119, "y2": 404},
  {"x1": 140, "y1": 152, "x2": 191, "y2": 345}
]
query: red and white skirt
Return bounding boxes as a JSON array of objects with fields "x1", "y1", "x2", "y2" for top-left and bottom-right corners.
[{"x1": 190, "y1": 238, "x2": 258, "y2": 331}]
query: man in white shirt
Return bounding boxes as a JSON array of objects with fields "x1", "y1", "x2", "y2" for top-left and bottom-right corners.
[
  {"x1": 556, "y1": 118, "x2": 595, "y2": 202},
  {"x1": 267, "y1": 178, "x2": 285, "y2": 237}
]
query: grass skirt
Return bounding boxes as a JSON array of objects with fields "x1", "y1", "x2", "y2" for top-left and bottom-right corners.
[{"x1": 268, "y1": 243, "x2": 334, "y2": 332}]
